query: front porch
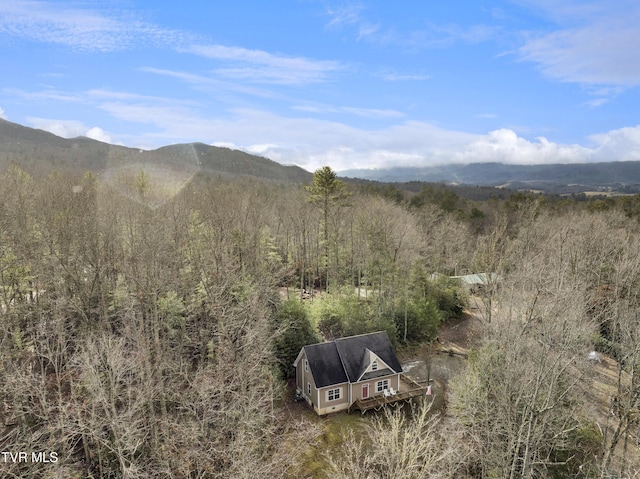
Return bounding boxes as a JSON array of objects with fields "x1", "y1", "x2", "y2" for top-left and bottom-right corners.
[{"x1": 348, "y1": 374, "x2": 427, "y2": 414}]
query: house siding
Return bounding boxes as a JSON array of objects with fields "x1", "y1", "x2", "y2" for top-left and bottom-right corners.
[
  {"x1": 350, "y1": 374, "x2": 399, "y2": 402},
  {"x1": 296, "y1": 351, "x2": 319, "y2": 408},
  {"x1": 316, "y1": 383, "x2": 349, "y2": 415}
]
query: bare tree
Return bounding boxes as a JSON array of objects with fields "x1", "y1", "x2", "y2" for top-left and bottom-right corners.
[
  {"x1": 588, "y1": 231, "x2": 640, "y2": 476},
  {"x1": 325, "y1": 401, "x2": 466, "y2": 479},
  {"x1": 450, "y1": 210, "x2": 599, "y2": 478}
]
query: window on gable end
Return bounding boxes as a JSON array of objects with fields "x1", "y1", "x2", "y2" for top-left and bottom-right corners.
[{"x1": 371, "y1": 360, "x2": 378, "y2": 371}]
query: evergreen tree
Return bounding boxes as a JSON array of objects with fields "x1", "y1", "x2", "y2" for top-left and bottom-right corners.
[
  {"x1": 306, "y1": 166, "x2": 350, "y2": 291},
  {"x1": 273, "y1": 299, "x2": 319, "y2": 378}
]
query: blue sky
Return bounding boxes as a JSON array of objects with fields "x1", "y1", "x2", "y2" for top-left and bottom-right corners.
[{"x1": 1, "y1": 0, "x2": 640, "y2": 172}]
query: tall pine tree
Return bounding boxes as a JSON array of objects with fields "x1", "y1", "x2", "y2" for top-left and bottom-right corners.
[{"x1": 306, "y1": 166, "x2": 350, "y2": 291}]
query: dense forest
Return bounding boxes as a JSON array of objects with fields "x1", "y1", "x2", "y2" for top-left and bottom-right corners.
[{"x1": 1, "y1": 164, "x2": 640, "y2": 478}]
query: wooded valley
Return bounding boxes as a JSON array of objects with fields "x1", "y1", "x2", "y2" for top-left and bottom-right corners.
[{"x1": 1, "y1": 164, "x2": 640, "y2": 478}]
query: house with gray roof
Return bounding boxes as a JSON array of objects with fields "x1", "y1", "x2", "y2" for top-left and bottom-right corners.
[{"x1": 293, "y1": 331, "x2": 405, "y2": 415}]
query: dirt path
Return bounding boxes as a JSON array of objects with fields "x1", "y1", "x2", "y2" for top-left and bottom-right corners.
[{"x1": 438, "y1": 308, "x2": 484, "y2": 350}]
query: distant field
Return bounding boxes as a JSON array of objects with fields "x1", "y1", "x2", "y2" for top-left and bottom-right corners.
[{"x1": 581, "y1": 191, "x2": 634, "y2": 197}]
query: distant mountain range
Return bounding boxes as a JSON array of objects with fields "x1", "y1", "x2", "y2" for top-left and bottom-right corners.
[
  {"x1": 340, "y1": 162, "x2": 640, "y2": 194},
  {"x1": 0, "y1": 118, "x2": 311, "y2": 183},
  {"x1": 3, "y1": 118, "x2": 640, "y2": 193}
]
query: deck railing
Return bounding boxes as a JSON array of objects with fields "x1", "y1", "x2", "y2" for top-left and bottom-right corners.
[{"x1": 348, "y1": 374, "x2": 427, "y2": 414}]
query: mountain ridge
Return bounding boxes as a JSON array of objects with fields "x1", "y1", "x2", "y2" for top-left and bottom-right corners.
[
  {"x1": 4, "y1": 118, "x2": 640, "y2": 192},
  {"x1": 340, "y1": 161, "x2": 640, "y2": 194},
  {"x1": 0, "y1": 118, "x2": 312, "y2": 183}
]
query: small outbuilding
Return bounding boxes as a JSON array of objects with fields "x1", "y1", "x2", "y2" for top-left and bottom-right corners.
[{"x1": 451, "y1": 272, "x2": 499, "y2": 290}]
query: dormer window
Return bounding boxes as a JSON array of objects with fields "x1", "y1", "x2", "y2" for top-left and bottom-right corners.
[{"x1": 371, "y1": 360, "x2": 378, "y2": 371}]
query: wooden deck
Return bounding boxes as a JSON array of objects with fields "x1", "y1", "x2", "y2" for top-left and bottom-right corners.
[{"x1": 348, "y1": 374, "x2": 427, "y2": 414}]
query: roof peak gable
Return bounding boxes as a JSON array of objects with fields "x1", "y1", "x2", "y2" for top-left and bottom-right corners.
[{"x1": 299, "y1": 331, "x2": 402, "y2": 387}]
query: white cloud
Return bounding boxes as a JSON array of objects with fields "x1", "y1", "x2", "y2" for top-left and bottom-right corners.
[
  {"x1": 183, "y1": 44, "x2": 343, "y2": 85},
  {"x1": 324, "y1": 2, "x2": 379, "y2": 39},
  {"x1": 584, "y1": 98, "x2": 608, "y2": 108},
  {"x1": 84, "y1": 101, "x2": 476, "y2": 170},
  {"x1": 324, "y1": 2, "x2": 496, "y2": 48},
  {"x1": 455, "y1": 129, "x2": 590, "y2": 164},
  {"x1": 28, "y1": 118, "x2": 87, "y2": 137},
  {"x1": 224, "y1": 121, "x2": 640, "y2": 171},
  {"x1": 21, "y1": 86, "x2": 640, "y2": 172},
  {"x1": 377, "y1": 70, "x2": 431, "y2": 81},
  {"x1": 5, "y1": 87, "x2": 80, "y2": 103},
  {"x1": 86, "y1": 126, "x2": 111, "y2": 143},
  {"x1": 357, "y1": 23, "x2": 381, "y2": 40},
  {"x1": 211, "y1": 141, "x2": 238, "y2": 149},
  {"x1": 589, "y1": 125, "x2": 640, "y2": 161},
  {"x1": 245, "y1": 144, "x2": 281, "y2": 155},
  {"x1": 325, "y1": 3, "x2": 366, "y2": 28},
  {"x1": 139, "y1": 67, "x2": 278, "y2": 99},
  {"x1": 452, "y1": 125, "x2": 640, "y2": 166},
  {"x1": 27, "y1": 117, "x2": 112, "y2": 142},
  {"x1": 197, "y1": 113, "x2": 480, "y2": 171},
  {"x1": 0, "y1": 107, "x2": 6, "y2": 120},
  {"x1": 344, "y1": 106, "x2": 404, "y2": 118},
  {"x1": 352, "y1": 22, "x2": 498, "y2": 50},
  {"x1": 292, "y1": 103, "x2": 404, "y2": 119},
  {"x1": 519, "y1": 1, "x2": 640, "y2": 86},
  {"x1": 0, "y1": 0, "x2": 193, "y2": 51}
]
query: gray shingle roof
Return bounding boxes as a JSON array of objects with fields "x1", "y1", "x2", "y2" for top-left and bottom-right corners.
[
  {"x1": 304, "y1": 342, "x2": 348, "y2": 388},
  {"x1": 303, "y1": 331, "x2": 401, "y2": 388}
]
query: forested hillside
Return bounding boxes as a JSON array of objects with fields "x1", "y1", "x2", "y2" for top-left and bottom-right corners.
[
  {"x1": 0, "y1": 118, "x2": 311, "y2": 183},
  {"x1": 1, "y1": 164, "x2": 640, "y2": 477},
  {"x1": 341, "y1": 161, "x2": 640, "y2": 194}
]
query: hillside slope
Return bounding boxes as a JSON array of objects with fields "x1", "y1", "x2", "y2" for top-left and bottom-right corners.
[{"x1": 0, "y1": 119, "x2": 311, "y2": 183}]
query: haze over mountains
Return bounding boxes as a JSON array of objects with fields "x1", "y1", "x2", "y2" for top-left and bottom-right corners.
[{"x1": 3, "y1": 118, "x2": 640, "y2": 193}]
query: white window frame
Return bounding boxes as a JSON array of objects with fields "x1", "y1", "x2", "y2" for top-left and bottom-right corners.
[
  {"x1": 304, "y1": 359, "x2": 309, "y2": 372},
  {"x1": 327, "y1": 388, "x2": 341, "y2": 401},
  {"x1": 376, "y1": 379, "x2": 389, "y2": 393},
  {"x1": 307, "y1": 382, "x2": 311, "y2": 396},
  {"x1": 371, "y1": 360, "x2": 378, "y2": 371}
]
